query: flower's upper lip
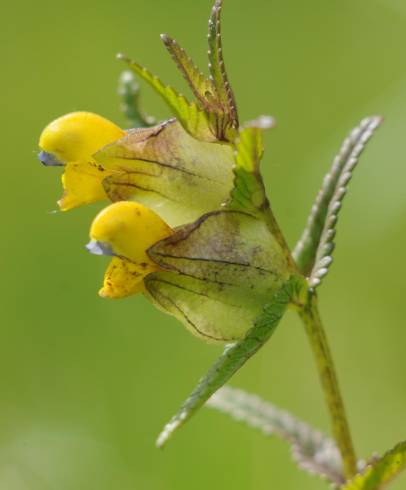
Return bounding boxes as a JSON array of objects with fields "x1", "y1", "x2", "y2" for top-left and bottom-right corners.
[
  {"x1": 86, "y1": 240, "x2": 115, "y2": 256},
  {"x1": 38, "y1": 150, "x2": 64, "y2": 167}
]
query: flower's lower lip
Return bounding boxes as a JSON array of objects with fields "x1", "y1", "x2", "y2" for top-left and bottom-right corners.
[
  {"x1": 86, "y1": 240, "x2": 115, "y2": 256},
  {"x1": 38, "y1": 150, "x2": 64, "y2": 167}
]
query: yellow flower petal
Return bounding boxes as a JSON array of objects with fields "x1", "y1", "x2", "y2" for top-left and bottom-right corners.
[
  {"x1": 39, "y1": 112, "x2": 125, "y2": 210},
  {"x1": 89, "y1": 201, "x2": 173, "y2": 299},
  {"x1": 59, "y1": 162, "x2": 109, "y2": 210},
  {"x1": 39, "y1": 112, "x2": 125, "y2": 163},
  {"x1": 99, "y1": 257, "x2": 146, "y2": 298}
]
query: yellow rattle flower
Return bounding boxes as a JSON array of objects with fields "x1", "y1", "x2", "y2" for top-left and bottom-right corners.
[
  {"x1": 87, "y1": 201, "x2": 173, "y2": 298},
  {"x1": 39, "y1": 112, "x2": 125, "y2": 210}
]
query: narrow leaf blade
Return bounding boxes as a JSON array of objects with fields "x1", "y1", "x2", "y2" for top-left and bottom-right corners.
[
  {"x1": 292, "y1": 116, "x2": 382, "y2": 286},
  {"x1": 207, "y1": 0, "x2": 238, "y2": 133},
  {"x1": 118, "y1": 53, "x2": 216, "y2": 142},
  {"x1": 342, "y1": 441, "x2": 406, "y2": 490},
  {"x1": 156, "y1": 277, "x2": 296, "y2": 448},
  {"x1": 207, "y1": 386, "x2": 345, "y2": 486},
  {"x1": 160, "y1": 34, "x2": 219, "y2": 112}
]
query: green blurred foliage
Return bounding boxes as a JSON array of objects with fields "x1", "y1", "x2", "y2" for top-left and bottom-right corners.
[{"x1": 1, "y1": 0, "x2": 405, "y2": 488}]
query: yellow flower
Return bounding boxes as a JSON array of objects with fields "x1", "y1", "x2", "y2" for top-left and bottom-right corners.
[
  {"x1": 39, "y1": 112, "x2": 126, "y2": 210},
  {"x1": 86, "y1": 199, "x2": 292, "y2": 342},
  {"x1": 87, "y1": 201, "x2": 172, "y2": 298}
]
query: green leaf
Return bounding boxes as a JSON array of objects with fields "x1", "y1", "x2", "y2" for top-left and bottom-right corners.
[
  {"x1": 342, "y1": 441, "x2": 406, "y2": 490},
  {"x1": 228, "y1": 126, "x2": 269, "y2": 215},
  {"x1": 146, "y1": 210, "x2": 293, "y2": 341},
  {"x1": 292, "y1": 116, "x2": 382, "y2": 287},
  {"x1": 160, "y1": 34, "x2": 219, "y2": 113},
  {"x1": 117, "y1": 53, "x2": 216, "y2": 142},
  {"x1": 94, "y1": 119, "x2": 234, "y2": 227},
  {"x1": 155, "y1": 276, "x2": 298, "y2": 448},
  {"x1": 160, "y1": 0, "x2": 239, "y2": 142},
  {"x1": 207, "y1": 0, "x2": 238, "y2": 139},
  {"x1": 117, "y1": 70, "x2": 156, "y2": 128},
  {"x1": 120, "y1": 1, "x2": 239, "y2": 142},
  {"x1": 207, "y1": 386, "x2": 345, "y2": 486}
]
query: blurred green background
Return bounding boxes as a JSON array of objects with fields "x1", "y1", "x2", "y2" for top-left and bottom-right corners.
[{"x1": 1, "y1": 0, "x2": 406, "y2": 488}]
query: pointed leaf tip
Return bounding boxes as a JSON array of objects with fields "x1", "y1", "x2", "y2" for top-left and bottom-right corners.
[
  {"x1": 158, "y1": 0, "x2": 239, "y2": 141},
  {"x1": 207, "y1": 0, "x2": 238, "y2": 134},
  {"x1": 119, "y1": 53, "x2": 216, "y2": 142},
  {"x1": 160, "y1": 31, "x2": 219, "y2": 115}
]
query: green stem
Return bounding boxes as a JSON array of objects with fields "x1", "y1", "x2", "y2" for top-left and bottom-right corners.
[{"x1": 298, "y1": 292, "x2": 357, "y2": 479}]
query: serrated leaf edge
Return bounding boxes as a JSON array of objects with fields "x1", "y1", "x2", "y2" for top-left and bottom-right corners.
[
  {"x1": 160, "y1": 33, "x2": 220, "y2": 113},
  {"x1": 207, "y1": 0, "x2": 239, "y2": 130},
  {"x1": 292, "y1": 116, "x2": 383, "y2": 287},
  {"x1": 117, "y1": 52, "x2": 217, "y2": 142},
  {"x1": 207, "y1": 385, "x2": 346, "y2": 486}
]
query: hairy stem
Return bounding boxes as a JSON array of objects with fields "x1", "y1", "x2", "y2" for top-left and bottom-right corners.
[{"x1": 298, "y1": 293, "x2": 357, "y2": 479}]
